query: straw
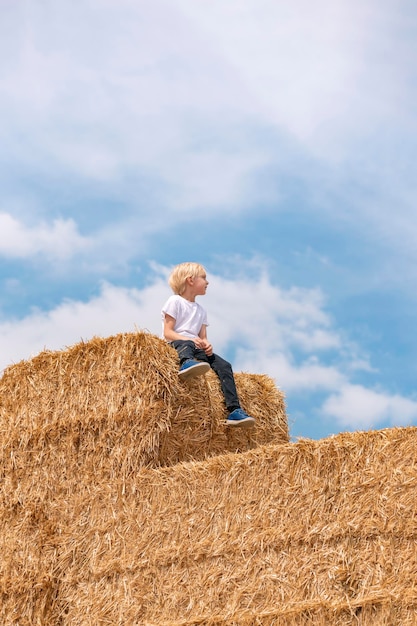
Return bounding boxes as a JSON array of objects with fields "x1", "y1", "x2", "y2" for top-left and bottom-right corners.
[
  {"x1": 3, "y1": 333, "x2": 416, "y2": 624},
  {"x1": 2, "y1": 425, "x2": 417, "y2": 624}
]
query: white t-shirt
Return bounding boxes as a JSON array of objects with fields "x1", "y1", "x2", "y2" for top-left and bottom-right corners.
[{"x1": 161, "y1": 294, "x2": 208, "y2": 339}]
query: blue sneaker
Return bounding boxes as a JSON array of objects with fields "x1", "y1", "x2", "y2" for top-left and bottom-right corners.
[
  {"x1": 226, "y1": 408, "x2": 256, "y2": 427},
  {"x1": 178, "y1": 359, "x2": 210, "y2": 381}
]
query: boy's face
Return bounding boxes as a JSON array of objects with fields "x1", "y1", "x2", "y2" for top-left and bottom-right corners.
[{"x1": 191, "y1": 272, "x2": 208, "y2": 296}]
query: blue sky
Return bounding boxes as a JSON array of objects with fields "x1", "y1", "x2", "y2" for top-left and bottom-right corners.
[{"x1": 1, "y1": 0, "x2": 417, "y2": 440}]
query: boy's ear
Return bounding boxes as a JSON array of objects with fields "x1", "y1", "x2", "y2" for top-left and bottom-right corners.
[{"x1": 186, "y1": 276, "x2": 194, "y2": 285}]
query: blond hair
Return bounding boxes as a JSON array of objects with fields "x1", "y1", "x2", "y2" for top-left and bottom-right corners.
[{"x1": 168, "y1": 262, "x2": 206, "y2": 295}]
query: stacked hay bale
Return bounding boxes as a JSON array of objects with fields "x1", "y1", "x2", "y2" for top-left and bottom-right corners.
[
  {"x1": 2, "y1": 332, "x2": 417, "y2": 624},
  {"x1": 0, "y1": 331, "x2": 288, "y2": 478},
  {"x1": 2, "y1": 425, "x2": 417, "y2": 624}
]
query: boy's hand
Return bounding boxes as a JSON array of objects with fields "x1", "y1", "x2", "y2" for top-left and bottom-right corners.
[
  {"x1": 194, "y1": 337, "x2": 213, "y2": 356},
  {"x1": 203, "y1": 341, "x2": 213, "y2": 356}
]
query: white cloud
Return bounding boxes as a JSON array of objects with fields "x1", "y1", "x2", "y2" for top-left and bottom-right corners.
[
  {"x1": 234, "y1": 351, "x2": 345, "y2": 392},
  {"x1": 0, "y1": 0, "x2": 416, "y2": 268},
  {"x1": 175, "y1": 0, "x2": 405, "y2": 150},
  {"x1": 204, "y1": 273, "x2": 339, "y2": 355},
  {"x1": 0, "y1": 266, "x2": 342, "y2": 372},
  {"x1": 0, "y1": 265, "x2": 350, "y2": 385},
  {"x1": 0, "y1": 213, "x2": 90, "y2": 260},
  {"x1": 322, "y1": 384, "x2": 417, "y2": 430},
  {"x1": 3, "y1": 0, "x2": 411, "y2": 202},
  {"x1": 0, "y1": 0, "x2": 257, "y2": 188},
  {"x1": 0, "y1": 280, "x2": 166, "y2": 372}
]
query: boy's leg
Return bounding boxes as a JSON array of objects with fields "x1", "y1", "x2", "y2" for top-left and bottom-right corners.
[
  {"x1": 206, "y1": 353, "x2": 240, "y2": 412},
  {"x1": 170, "y1": 339, "x2": 197, "y2": 364},
  {"x1": 171, "y1": 340, "x2": 210, "y2": 380},
  {"x1": 207, "y1": 353, "x2": 256, "y2": 426},
  {"x1": 171, "y1": 343, "x2": 255, "y2": 426}
]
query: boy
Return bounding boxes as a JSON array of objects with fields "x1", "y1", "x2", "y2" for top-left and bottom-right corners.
[{"x1": 161, "y1": 262, "x2": 255, "y2": 427}]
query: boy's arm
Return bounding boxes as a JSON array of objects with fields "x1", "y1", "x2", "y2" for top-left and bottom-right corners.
[{"x1": 163, "y1": 314, "x2": 190, "y2": 342}]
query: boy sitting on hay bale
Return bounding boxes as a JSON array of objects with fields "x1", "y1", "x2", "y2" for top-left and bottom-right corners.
[{"x1": 162, "y1": 262, "x2": 256, "y2": 428}]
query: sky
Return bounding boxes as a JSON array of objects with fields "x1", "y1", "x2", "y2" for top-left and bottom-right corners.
[{"x1": 1, "y1": 0, "x2": 417, "y2": 440}]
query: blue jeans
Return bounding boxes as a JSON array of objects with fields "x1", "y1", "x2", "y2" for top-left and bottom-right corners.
[{"x1": 170, "y1": 340, "x2": 240, "y2": 412}]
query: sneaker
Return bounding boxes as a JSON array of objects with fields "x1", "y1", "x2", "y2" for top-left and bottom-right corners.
[
  {"x1": 226, "y1": 408, "x2": 256, "y2": 427},
  {"x1": 178, "y1": 359, "x2": 210, "y2": 381}
]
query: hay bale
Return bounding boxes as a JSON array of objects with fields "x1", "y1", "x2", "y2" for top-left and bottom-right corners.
[
  {"x1": 0, "y1": 331, "x2": 288, "y2": 481},
  {"x1": 2, "y1": 426, "x2": 417, "y2": 624}
]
